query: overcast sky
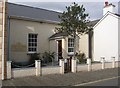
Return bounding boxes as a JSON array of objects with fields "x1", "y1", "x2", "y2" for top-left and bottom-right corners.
[{"x1": 8, "y1": 0, "x2": 120, "y2": 20}]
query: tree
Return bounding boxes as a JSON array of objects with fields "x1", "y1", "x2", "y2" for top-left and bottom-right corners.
[{"x1": 56, "y1": 2, "x2": 92, "y2": 59}]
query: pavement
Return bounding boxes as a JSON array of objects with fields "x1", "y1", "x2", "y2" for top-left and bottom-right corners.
[{"x1": 2, "y1": 67, "x2": 120, "y2": 87}]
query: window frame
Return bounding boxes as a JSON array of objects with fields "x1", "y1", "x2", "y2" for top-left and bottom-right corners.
[
  {"x1": 68, "y1": 38, "x2": 74, "y2": 54},
  {"x1": 27, "y1": 33, "x2": 38, "y2": 54}
]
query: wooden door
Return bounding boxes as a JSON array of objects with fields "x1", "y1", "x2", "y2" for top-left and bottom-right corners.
[{"x1": 58, "y1": 40, "x2": 62, "y2": 60}]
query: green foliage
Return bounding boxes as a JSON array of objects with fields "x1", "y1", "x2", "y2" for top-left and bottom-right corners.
[
  {"x1": 42, "y1": 51, "x2": 55, "y2": 63},
  {"x1": 55, "y1": 2, "x2": 92, "y2": 36},
  {"x1": 55, "y1": 2, "x2": 93, "y2": 57},
  {"x1": 76, "y1": 52, "x2": 86, "y2": 64}
]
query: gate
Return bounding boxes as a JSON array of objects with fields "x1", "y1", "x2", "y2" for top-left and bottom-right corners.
[{"x1": 64, "y1": 57, "x2": 72, "y2": 73}]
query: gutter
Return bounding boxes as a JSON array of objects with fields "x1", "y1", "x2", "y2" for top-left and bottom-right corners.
[{"x1": 9, "y1": 15, "x2": 60, "y2": 25}]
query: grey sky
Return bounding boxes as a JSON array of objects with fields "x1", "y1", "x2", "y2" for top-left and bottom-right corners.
[{"x1": 8, "y1": 1, "x2": 119, "y2": 20}]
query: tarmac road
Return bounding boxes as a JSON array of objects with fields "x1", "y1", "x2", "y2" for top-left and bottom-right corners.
[
  {"x1": 2, "y1": 67, "x2": 120, "y2": 87},
  {"x1": 75, "y1": 76, "x2": 119, "y2": 86}
]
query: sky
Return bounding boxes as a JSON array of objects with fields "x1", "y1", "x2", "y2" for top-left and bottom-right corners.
[{"x1": 8, "y1": 0, "x2": 120, "y2": 20}]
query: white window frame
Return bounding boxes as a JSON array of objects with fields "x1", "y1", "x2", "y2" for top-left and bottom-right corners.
[
  {"x1": 27, "y1": 33, "x2": 38, "y2": 54},
  {"x1": 68, "y1": 38, "x2": 74, "y2": 55}
]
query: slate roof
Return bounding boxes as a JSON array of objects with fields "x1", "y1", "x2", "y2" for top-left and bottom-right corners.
[
  {"x1": 87, "y1": 19, "x2": 100, "y2": 27},
  {"x1": 49, "y1": 20, "x2": 100, "y2": 40},
  {"x1": 115, "y1": 13, "x2": 120, "y2": 17},
  {"x1": 49, "y1": 32, "x2": 68, "y2": 40},
  {"x1": 8, "y1": 2, "x2": 62, "y2": 23}
]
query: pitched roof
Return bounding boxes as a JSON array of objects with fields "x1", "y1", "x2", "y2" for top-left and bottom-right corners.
[
  {"x1": 114, "y1": 13, "x2": 120, "y2": 17},
  {"x1": 93, "y1": 12, "x2": 120, "y2": 29},
  {"x1": 49, "y1": 20, "x2": 99, "y2": 40},
  {"x1": 8, "y1": 2, "x2": 62, "y2": 23},
  {"x1": 49, "y1": 32, "x2": 68, "y2": 40},
  {"x1": 87, "y1": 19, "x2": 100, "y2": 27}
]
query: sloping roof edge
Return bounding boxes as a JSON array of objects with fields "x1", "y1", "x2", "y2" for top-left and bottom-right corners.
[
  {"x1": 93, "y1": 11, "x2": 120, "y2": 29},
  {"x1": 9, "y1": 15, "x2": 60, "y2": 24}
]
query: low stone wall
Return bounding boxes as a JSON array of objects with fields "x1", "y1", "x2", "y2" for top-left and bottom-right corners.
[
  {"x1": 12, "y1": 66, "x2": 60, "y2": 78},
  {"x1": 42, "y1": 66, "x2": 60, "y2": 75},
  {"x1": 12, "y1": 67, "x2": 36, "y2": 78},
  {"x1": 77, "y1": 61, "x2": 120, "y2": 72}
]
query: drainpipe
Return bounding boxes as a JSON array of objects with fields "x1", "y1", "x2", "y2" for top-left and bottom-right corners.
[{"x1": 7, "y1": 16, "x2": 10, "y2": 61}]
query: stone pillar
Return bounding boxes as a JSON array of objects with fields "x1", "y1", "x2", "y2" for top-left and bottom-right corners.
[
  {"x1": 101, "y1": 57, "x2": 105, "y2": 69},
  {"x1": 60, "y1": 59, "x2": 64, "y2": 74},
  {"x1": 7, "y1": 61, "x2": 11, "y2": 79},
  {"x1": 0, "y1": 0, "x2": 8, "y2": 80},
  {"x1": 59, "y1": 59, "x2": 62, "y2": 66},
  {"x1": 87, "y1": 58, "x2": 92, "y2": 71},
  {"x1": 71, "y1": 58, "x2": 76, "y2": 73},
  {"x1": 111, "y1": 57, "x2": 115, "y2": 68},
  {"x1": 35, "y1": 60, "x2": 41, "y2": 76}
]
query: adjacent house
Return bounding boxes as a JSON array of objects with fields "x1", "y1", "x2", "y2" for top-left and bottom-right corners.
[{"x1": 94, "y1": 2, "x2": 120, "y2": 62}]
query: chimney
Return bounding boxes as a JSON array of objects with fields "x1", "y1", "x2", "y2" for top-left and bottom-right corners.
[
  {"x1": 103, "y1": 1, "x2": 115, "y2": 16},
  {"x1": 105, "y1": 1, "x2": 108, "y2": 7}
]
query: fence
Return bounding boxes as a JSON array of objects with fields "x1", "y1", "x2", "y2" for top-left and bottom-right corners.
[{"x1": 7, "y1": 58, "x2": 120, "y2": 79}]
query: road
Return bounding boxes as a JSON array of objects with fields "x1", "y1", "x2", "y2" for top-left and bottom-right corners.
[
  {"x1": 2, "y1": 67, "x2": 120, "y2": 87},
  {"x1": 75, "y1": 76, "x2": 119, "y2": 86}
]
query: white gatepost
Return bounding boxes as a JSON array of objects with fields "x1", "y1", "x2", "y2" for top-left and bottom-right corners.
[
  {"x1": 111, "y1": 57, "x2": 115, "y2": 68},
  {"x1": 101, "y1": 57, "x2": 105, "y2": 69},
  {"x1": 59, "y1": 59, "x2": 64, "y2": 74},
  {"x1": 35, "y1": 60, "x2": 41, "y2": 76},
  {"x1": 71, "y1": 58, "x2": 77, "y2": 73},
  {"x1": 7, "y1": 61, "x2": 12, "y2": 79},
  {"x1": 87, "y1": 58, "x2": 92, "y2": 71}
]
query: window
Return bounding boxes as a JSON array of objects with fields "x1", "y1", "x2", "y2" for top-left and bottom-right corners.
[
  {"x1": 28, "y1": 33, "x2": 38, "y2": 53},
  {"x1": 68, "y1": 38, "x2": 74, "y2": 53}
]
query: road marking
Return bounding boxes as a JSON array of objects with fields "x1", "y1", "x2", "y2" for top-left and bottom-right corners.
[{"x1": 74, "y1": 76, "x2": 120, "y2": 86}]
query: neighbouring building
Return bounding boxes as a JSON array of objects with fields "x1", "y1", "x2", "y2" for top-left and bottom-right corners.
[{"x1": 94, "y1": 2, "x2": 120, "y2": 62}]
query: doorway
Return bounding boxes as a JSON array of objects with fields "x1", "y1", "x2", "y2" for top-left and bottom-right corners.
[{"x1": 57, "y1": 40, "x2": 62, "y2": 60}]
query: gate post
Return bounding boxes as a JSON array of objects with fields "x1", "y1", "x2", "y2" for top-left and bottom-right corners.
[
  {"x1": 71, "y1": 58, "x2": 76, "y2": 73},
  {"x1": 87, "y1": 58, "x2": 92, "y2": 71},
  {"x1": 7, "y1": 61, "x2": 12, "y2": 79},
  {"x1": 35, "y1": 60, "x2": 41, "y2": 76},
  {"x1": 60, "y1": 59, "x2": 64, "y2": 74},
  {"x1": 111, "y1": 57, "x2": 115, "y2": 68},
  {"x1": 101, "y1": 57, "x2": 105, "y2": 69}
]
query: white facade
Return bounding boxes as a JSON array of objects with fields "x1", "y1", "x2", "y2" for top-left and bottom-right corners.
[{"x1": 94, "y1": 12, "x2": 120, "y2": 62}]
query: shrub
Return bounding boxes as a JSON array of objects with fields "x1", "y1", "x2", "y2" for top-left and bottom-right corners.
[
  {"x1": 42, "y1": 51, "x2": 55, "y2": 64},
  {"x1": 76, "y1": 52, "x2": 86, "y2": 64}
]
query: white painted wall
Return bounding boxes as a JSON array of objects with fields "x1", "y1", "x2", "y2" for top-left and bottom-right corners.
[
  {"x1": 94, "y1": 14, "x2": 119, "y2": 62},
  {"x1": 10, "y1": 18, "x2": 89, "y2": 63},
  {"x1": 10, "y1": 19, "x2": 58, "y2": 62}
]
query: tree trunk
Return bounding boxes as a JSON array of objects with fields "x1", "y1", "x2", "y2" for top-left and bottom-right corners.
[{"x1": 73, "y1": 32, "x2": 76, "y2": 60}]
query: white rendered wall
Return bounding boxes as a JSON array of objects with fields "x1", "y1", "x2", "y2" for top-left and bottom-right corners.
[{"x1": 94, "y1": 14, "x2": 119, "y2": 62}]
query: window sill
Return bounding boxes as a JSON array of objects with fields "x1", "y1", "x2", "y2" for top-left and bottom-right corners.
[
  {"x1": 68, "y1": 52, "x2": 74, "y2": 56},
  {"x1": 27, "y1": 52, "x2": 39, "y2": 55}
]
